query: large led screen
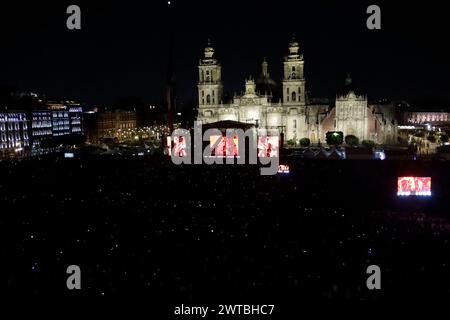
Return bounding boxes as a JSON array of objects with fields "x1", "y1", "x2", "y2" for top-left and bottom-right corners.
[
  {"x1": 210, "y1": 135, "x2": 239, "y2": 157},
  {"x1": 173, "y1": 136, "x2": 187, "y2": 157},
  {"x1": 278, "y1": 164, "x2": 290, "y2": 174},
  {"x1": 258, "y1": 136, "x2": 279, "y2": 157},
  {"x1": 166, "y1": 136, "x2": 187, "y2": 157},
  {"x1": 397, "y1": 176, "x2": 432, "y2": 196}
]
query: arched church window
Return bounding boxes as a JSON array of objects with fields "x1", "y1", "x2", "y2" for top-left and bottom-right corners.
[
  {"x1": 292, "y1": 66, "x2": 296, "y2": 72},
  {"x1": 287, "y1": 88, "x2": 289, "y2": 94},
  {"x1": 292, "y1": 92, "x2": 296, "y2": 101},
  {"x1": 206, "y1": 94, "x2": 211, "y2": 104},
  {"x1": 298, "y1": 87, "x2": 301, "y2": 95},
  {"x1": 202, "y1": 90, "x2": 204, "y2": 97},
  {"x1": 202, "y1": 99, "x2": 205, "y2": 105}
]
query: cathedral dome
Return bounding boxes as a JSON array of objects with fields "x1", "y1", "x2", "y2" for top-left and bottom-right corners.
[
  {"x1": 256, "y1": 77, "x2": 277, "y2": 97},
  {"x1": 256, "y1": 58, "x2": 277, "y2": 99}
]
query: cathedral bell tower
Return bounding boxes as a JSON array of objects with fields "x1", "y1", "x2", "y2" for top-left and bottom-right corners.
[
  {"x1": 282, "y1": 35, "x2": 307, "y2": 142},
  {"x1": 198, "y1": 39, "x2": 223, "y2": 109},
  {"x1": 282, "y1": 35, "x2": 305, "y2": 105}
]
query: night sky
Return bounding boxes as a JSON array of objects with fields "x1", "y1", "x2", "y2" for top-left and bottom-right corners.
[{"x1": 1, "y1": 0, "x2": 450, "y2": 108}]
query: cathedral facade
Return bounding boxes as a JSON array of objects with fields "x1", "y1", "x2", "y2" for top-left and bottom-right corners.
[{"x1": 196, "y1": 38, "x2": 398, "y2": 145}]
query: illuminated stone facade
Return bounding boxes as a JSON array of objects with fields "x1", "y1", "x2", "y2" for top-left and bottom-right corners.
[{"x1": 197, "y1": 38, "x2": 398, "y2": 145}]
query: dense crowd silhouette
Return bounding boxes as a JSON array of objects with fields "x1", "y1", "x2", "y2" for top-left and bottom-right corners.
[{"x1": 4, "y1": 156, "x2": 450, "y2": 303}]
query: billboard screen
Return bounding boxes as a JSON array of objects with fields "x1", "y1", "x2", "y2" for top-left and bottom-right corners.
[
  {"x1": 278, "y1": 164, "x2": 290, "y2": 174},
  {"x1": 258, "y1": 136, "x2": 279, "y2": 157},
  {"x1": 210, "y1": 135, "x2": 239, "y2": 157},
  {"x1": 397, "y1": 176, "x2": 432, "y2": 196},
  {"x1": 167, "y1": 136, "x2": 187, "y2": 157},
  {"x1": 173, "y1": 136, "x2": 187, "y2": 157}
]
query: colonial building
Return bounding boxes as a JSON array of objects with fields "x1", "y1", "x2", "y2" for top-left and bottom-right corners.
[
  {"x1": 83, "y1": 110, "x2": 137, "y2": 143},
  {"x1": 196, "y1": 37, "x2": 398, "y2": 145}
]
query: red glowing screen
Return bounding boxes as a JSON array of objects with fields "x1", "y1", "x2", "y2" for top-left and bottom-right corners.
[
  {"x1": 166, "y1": 136, "x2": 187, "y2": 157},
  {"x1": 278, "y1": 164, "x2": 290, "y2": 174},
  {"x1": 166, "y1": 136, "x2": 171, "y2": 156},
  {"x1": 397, "y1": 177, "x2": 431, "y2": 196},
  {"x1": 210, "y1": 135, "x2": 239, "y2": 157},
  {"x1": 173, "y1": 136, "x2": 187, "y2": 157},
  {"x1": 258, "y1": 136, "x2": 279, "y2": 157}
]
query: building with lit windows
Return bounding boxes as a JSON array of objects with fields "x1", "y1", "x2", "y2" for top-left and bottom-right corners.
[
  {"x1": 31, "y1": 110, "x2": 53, "y2": 149},
  {"x1": 84, "y1": 110, "x2": 137, "y2": 143},
  {"x1": 0, "y1": 111, "x2": 29, "y2": 155},
  {"x1": 0, "y1": 100, "x2": 85, "y2": 156},
  {"x1": 69, "y1": 106, "x2": 83, "y2": 134},
  {"x1": 44, "y1": 102, "x2": 84, "y2": 137},
  {"x1": 401, "y1": 110, "x2": 450, "y2": 126},
  {"x1": 51, "y1": 109, "x2": 71, "y2": 136}
]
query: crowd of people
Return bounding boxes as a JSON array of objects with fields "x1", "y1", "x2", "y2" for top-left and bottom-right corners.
[{"x1": 3, "y1": 155, "x2": 450, "y2": 302}]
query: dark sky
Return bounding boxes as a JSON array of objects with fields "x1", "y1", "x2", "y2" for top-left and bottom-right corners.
[{"x1": 1, "y1": 0, "x2": 450, "y2": 108}]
